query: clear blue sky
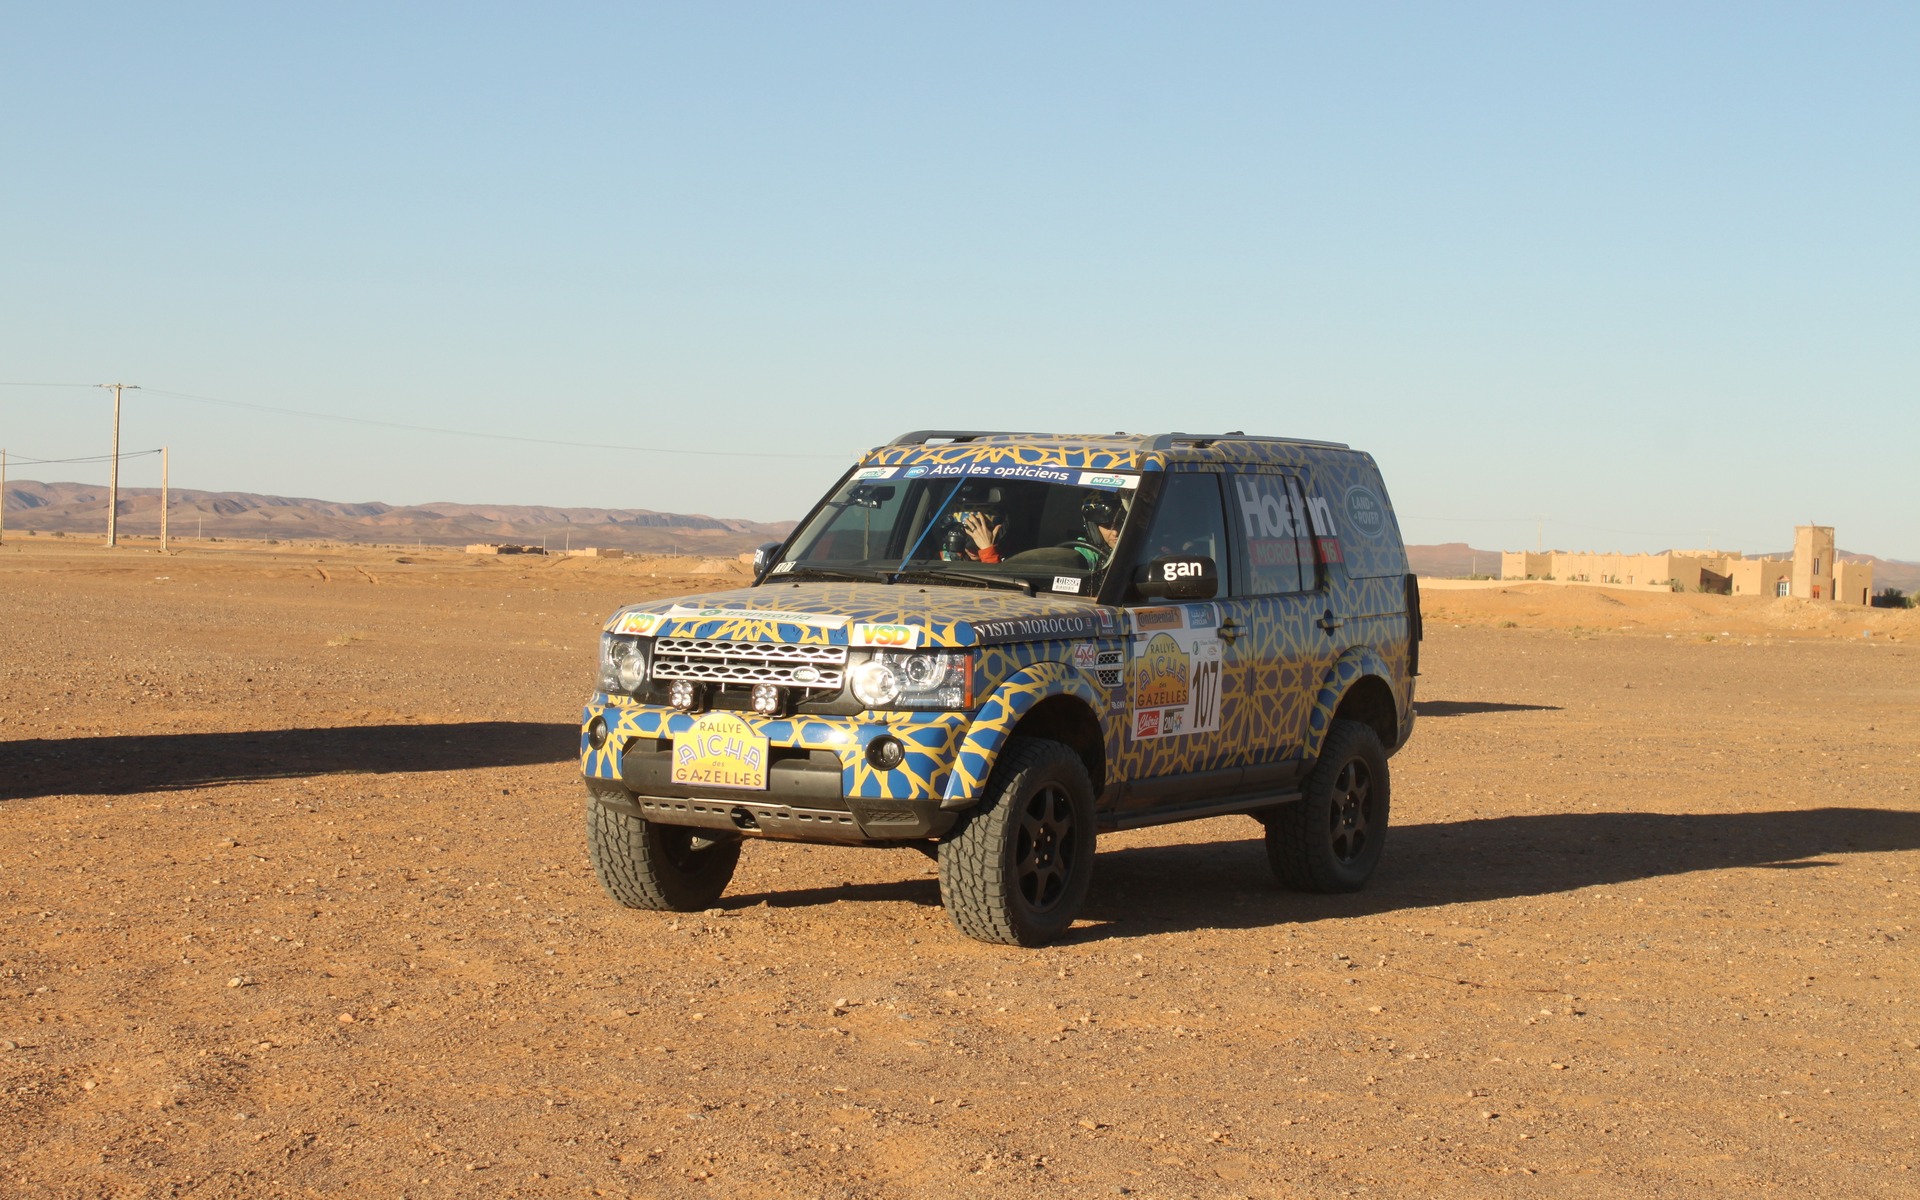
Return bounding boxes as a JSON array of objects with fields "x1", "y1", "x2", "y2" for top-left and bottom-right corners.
[{"x1": 3, "y1": 4, "x2": 1915, "y2": 558}]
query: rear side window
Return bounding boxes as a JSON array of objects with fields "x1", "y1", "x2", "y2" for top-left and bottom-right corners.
[
  {"x1": 1305, "y1": 458, "x2": 1408, "y2": 580},
  {"x1": 1228, "y1": 472, "x2": 1315, "y2": 595}
]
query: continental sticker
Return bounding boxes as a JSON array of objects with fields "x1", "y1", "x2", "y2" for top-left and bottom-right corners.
[
  {"x1": 665, "y1": 605, "x2": 850, "y2": 630},
  {"x1": 613, "y1": 611, "x2": 667, "y2": 636},
  {"x1": 1129, "y1": 617, "x2": 1223, "y2": 741},
  {"x1": 850, "y1": 621, "x2": 922, "y2": 649},
  {"x1": 671, "y1": 711, "x2": 769, "y2": 790},
  {"x1": 1131, "y1": 607, "x2": 1184, "y2": 633}
]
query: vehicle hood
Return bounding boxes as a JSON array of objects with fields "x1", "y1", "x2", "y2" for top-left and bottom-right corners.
[{"x1": 603, "y1": 582, "x2": 1112, "y2": 648}]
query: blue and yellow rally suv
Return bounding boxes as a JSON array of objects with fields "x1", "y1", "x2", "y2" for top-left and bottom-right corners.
[{"x1": 581, "y1": 431, "x2": 1421, "y2": 945}]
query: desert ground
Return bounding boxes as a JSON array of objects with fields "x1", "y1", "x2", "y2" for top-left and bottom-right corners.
[{"x1": 3, "y1": 537, "x2": 1918, "y2": 1199}]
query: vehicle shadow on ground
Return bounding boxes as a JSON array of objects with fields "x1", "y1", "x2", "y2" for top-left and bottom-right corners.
[
  {"x1": 724, "y1": 807, "x2": 1920, "y2": 937},
  {"x1": 0, "y1": 722, "x2": 579, "y2": 801},
  {"x1": 1071, "y1": 806, "x2": 1920, "y2": 941},
  {"x1": 1415, "y1": 700, "x2": 1561, "y2": 717}
]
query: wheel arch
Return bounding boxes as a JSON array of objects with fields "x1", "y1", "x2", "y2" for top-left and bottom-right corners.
[
  {"x1": 1307, "y1": 648, "x2": 1404, "y2": 759},
  {"x1": 941, "y1": 663, "x2": 1104, "y2": 808}
]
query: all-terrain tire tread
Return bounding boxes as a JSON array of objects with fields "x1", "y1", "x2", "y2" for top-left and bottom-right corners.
[
  {"x1": 938, "y1": 737, "x2": 1093, "y2": 947},
  {"x1": 1267, "y1": 719, "x2": 1389, "y2": 894},
  {"x1": 585, "y1": 788, "x2": 740, "y2": 911}
]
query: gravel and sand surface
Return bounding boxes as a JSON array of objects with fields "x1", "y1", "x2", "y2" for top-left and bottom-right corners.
[{"x1": 4, "y1": 539, "x2": 1917, "y2": 1198}]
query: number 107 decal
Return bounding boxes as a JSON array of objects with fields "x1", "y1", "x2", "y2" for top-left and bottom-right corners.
[{"x1": 1129, "y1": 620, "x2": 1223, "y2": 741}]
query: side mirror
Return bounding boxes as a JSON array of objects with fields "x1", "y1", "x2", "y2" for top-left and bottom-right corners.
[
  {"x1": 751, "y1": 541, "x2": 783, "y2": 582},
  {"x1": 1133, "y1": 556, "x2": 1217, "y2": 600}
]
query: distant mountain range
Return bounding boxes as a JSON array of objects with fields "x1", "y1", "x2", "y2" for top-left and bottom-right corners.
[
  {"x1": 2, "y1": 480, "x2": 794, "y2": 556},
  {"x1": 7, "y1": 480, "x2": 1915, "y2": 592}
]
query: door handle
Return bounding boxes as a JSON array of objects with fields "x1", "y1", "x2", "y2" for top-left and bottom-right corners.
[
  {"x1": 1318, "y1": 611, "x2": 1344, "y2": 634},
  {"x1": 1218, "y1": 618, "x2": 1243, "y2": 643}
]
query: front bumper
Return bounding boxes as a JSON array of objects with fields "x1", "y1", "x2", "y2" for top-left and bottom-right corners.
[{"x1": 581, "y1": 697, "x2": 969, "y2": 842}]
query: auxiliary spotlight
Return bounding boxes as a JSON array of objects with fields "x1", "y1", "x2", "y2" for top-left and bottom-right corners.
[
  {"x1": 668, "y1": 680, "x2": 702, "y2": 710},
  {"x1": 750, "y1": 683, "x2": 786, "y2": 716}
]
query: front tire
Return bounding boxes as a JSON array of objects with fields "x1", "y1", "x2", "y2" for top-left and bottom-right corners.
[
  {"x1": 938, "y1": 737, "x2": 1095, "y2": 947},
  {"x1": 1266, "y1": 719, "x2": 1389, "y2": 893},
  {"x1": 586, "y1": 786, "x2": 741, "y2": 911}
]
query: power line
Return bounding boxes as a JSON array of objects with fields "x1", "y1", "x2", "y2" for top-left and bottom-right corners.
[
  {"x1": 4, "y1": 449, "x2": 162, "y2": 465},
  {"x1": 0, "y1": 381, "x2": 846, "y2": 460}
]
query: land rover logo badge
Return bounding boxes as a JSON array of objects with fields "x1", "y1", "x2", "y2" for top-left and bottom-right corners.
[{"x1": 1344, "y1": 485, "x2": 1386, "y2": 537}]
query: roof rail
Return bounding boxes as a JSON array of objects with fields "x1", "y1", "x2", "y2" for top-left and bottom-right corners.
[
  {"x1": 1146, "y1": 432, "x2": 1351, "y2": 451},
  {"x1": 889, "y1": 430, "x2": 1040, "y2": 446}
]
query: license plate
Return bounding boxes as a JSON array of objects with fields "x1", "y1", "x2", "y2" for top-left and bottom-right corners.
[{"x1": 670, "y1": 712, "x2": 769, "y2": 791}]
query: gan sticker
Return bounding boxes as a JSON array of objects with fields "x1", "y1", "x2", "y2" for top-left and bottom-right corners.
[
  {"x1": 1052, "y1": 575, "x2": 1082, "y2": 594},
  {"x1": 665, "y1": 605, "x2": 851, "y2": 630},
  {"x1": 850, "y1": 621, "x2": 923, "y2": 649},
  {"x1": 1128, "y1": 608, "x2": 1223, "y2": 740},
  {"x1": 613, "y1": 611, "x2": 667, "y2": 636}
]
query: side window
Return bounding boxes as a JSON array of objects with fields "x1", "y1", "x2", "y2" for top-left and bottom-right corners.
[
  {"x1": 1138, "y1": 473, "x2": 1231, "y2": 595},
  {"x1": 1229, "y1": 471, "x2": 1315, "y2": 595}
]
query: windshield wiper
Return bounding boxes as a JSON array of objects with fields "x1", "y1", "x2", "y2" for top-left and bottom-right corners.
[
  {"x1": 893, "y1": 566, "x2": 1034, "y2": 596},
  {"x1": 774, "y1": 565, "x2": 894, "y2": 584}
]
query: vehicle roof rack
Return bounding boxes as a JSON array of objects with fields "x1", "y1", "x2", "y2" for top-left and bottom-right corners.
[
  {"x1": 888, "y1": 429, "x2": 1352, "y2": 451},
  {"x1": 1146, "y1": 432, "x2": 1350, "y2": 451},
  {"x1": 889, "y1": 430, "x2": 1042, "y2": 445}
]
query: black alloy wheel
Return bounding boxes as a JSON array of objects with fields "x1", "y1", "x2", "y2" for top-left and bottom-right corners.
[
  {"x1": 1326, "y1": 757, "x2": 1374, "y2": 864},
  {"x1": 1015, "y1": 781, "x2": 1080, "y2": 912}
]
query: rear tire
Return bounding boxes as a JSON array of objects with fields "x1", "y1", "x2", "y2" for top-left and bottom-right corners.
[
  {"x1": 586, "y1": 786, "x2": 741, "y2": 911},
  {"x1": 1267, "y1": 719, "x2": 1389, "y2": 893},
  {"x1": 938, "y1": 737, "x2": 1096, "y2": 946}
]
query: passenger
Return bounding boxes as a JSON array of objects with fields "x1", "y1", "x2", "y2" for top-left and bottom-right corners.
[
  {"x1": 941, "y1": 481, "x2": 1006, "y2": 563},
  {"x1": 1068, "y1": 490, "x2": 1128, "y2": 567}
]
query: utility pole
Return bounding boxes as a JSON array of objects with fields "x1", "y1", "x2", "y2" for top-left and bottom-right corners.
[
  {"x1": 97, "y1": 383, "x2": 139, "y2": 547},
  {"x1": 161, "y1": 446, "x2": 169, "y2": 553}
]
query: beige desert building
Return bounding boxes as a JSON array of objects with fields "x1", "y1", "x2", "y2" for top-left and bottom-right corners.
[{"x1": 1502, "y1": 525, "x2": 1872, "y2": 603}]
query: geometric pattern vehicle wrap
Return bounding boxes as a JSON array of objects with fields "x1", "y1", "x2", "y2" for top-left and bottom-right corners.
[{"x1": 579, "y1": 432, "x2": 1416, "y2": 819}]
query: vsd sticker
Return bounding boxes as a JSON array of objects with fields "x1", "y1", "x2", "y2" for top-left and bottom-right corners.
[
  {"x1": 613, "y1": 611, "x2": 666, "y2": 636},
  {"x1": 850, "y1": 622, "x2": 922, "y2": 648}
]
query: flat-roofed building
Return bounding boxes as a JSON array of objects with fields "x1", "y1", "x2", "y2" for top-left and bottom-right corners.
[{"x1": 1500, "y1": 525, "x2": 1870, "y2": 602}]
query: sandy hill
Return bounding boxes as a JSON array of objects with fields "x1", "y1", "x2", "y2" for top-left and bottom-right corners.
[{"x1": 3, "y1": 479, "x2": 794, "y2": 556}]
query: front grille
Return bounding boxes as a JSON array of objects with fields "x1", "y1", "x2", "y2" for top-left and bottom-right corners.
[{"x1": 652, "y1": 638, "x2": 848, "y2": 695}]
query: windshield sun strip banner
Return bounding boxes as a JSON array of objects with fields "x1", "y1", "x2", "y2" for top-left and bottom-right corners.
[{"x1": 896, "y1": 462, "x2": 1141, "y2": 488}]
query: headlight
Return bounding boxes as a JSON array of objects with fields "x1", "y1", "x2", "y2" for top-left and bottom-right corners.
[
  {"x1": 597, "y1": 633, "x2": 650, "y2": 694},
  {"x1": 849, "y1": 650, "x2": 972, "y2": 710}
]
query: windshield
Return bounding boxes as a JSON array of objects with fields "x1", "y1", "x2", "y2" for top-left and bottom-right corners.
[{"x1": 772, "y1": 465, "x2": 1142, "y2": 597}]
